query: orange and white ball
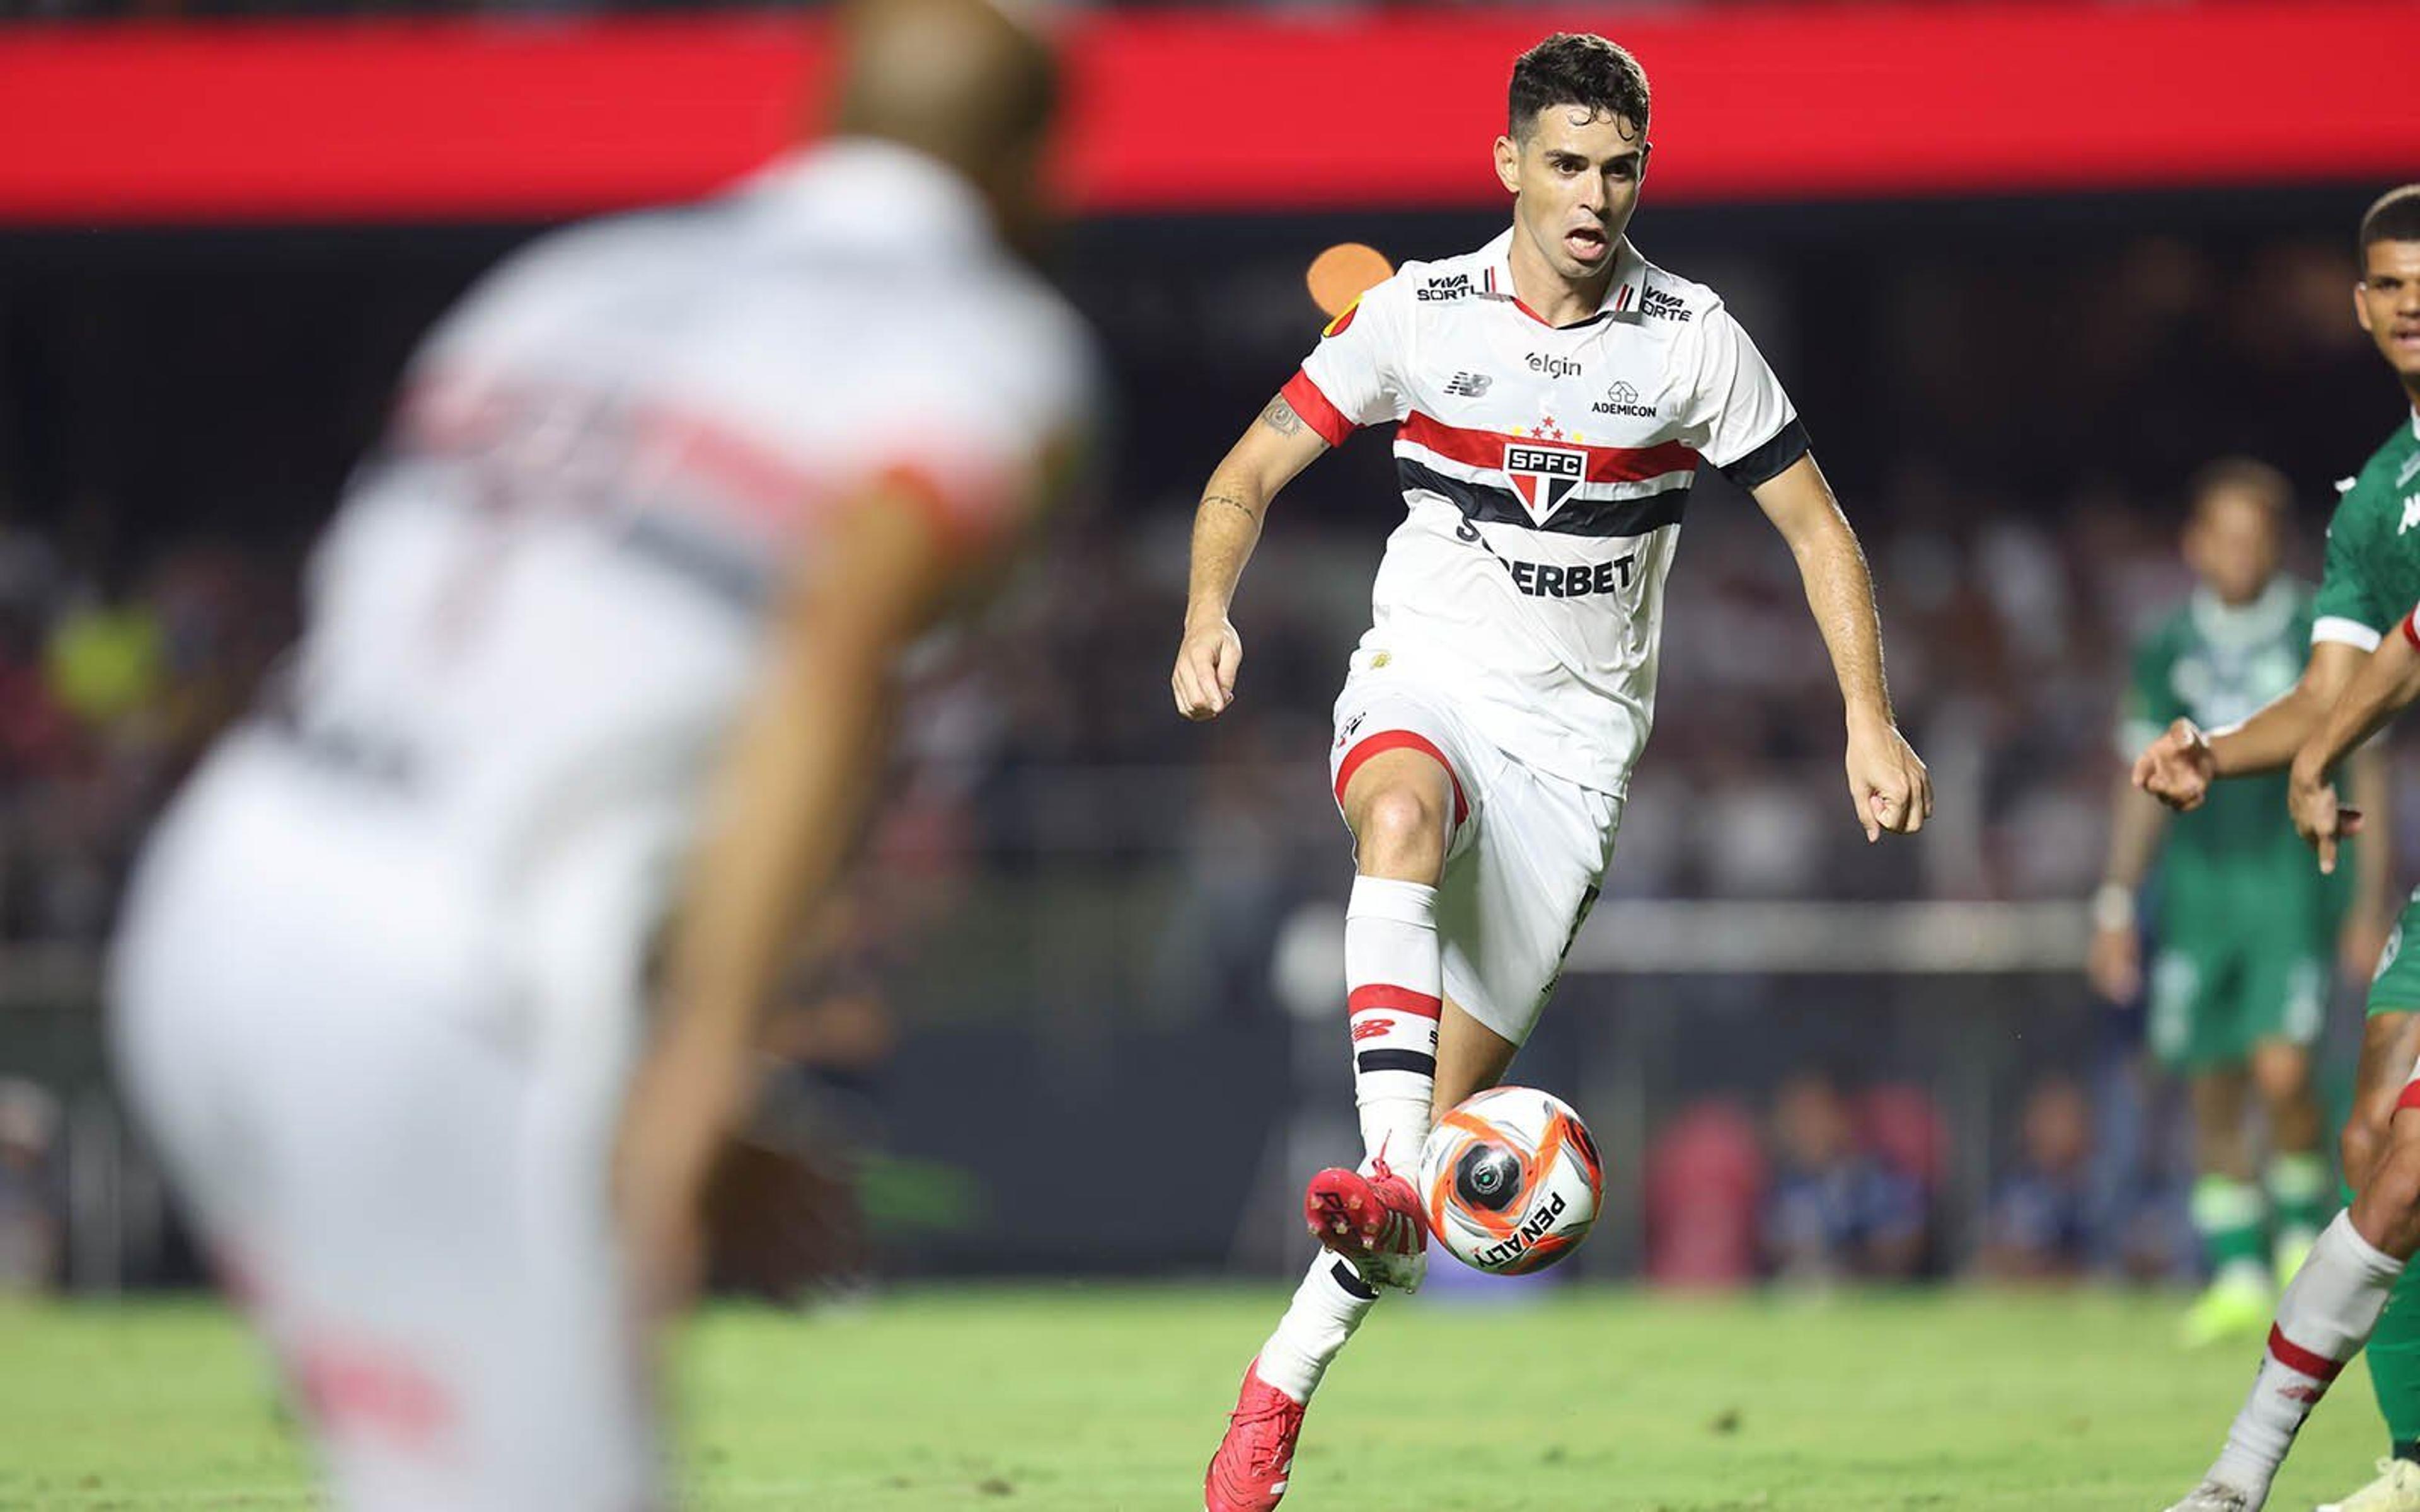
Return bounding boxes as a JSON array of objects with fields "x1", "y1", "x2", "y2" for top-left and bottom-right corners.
[{"x1": 1418, "y1": 1086, "x2": 1604, "y2": 1275}]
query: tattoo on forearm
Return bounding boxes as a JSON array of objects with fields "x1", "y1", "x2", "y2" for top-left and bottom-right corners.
[
  {"x1": 1259, "y1": 396, "x2": 1305, "y2": 437},
  {"x1": 1202, "y1": 492, "x2": 1261, "y2": 525}
]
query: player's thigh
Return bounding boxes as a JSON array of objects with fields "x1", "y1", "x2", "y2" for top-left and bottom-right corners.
[
  {"x1": 2232, "y1": 948, "x2": 2326, "y2": 1092},
  {"x1": 2145, "y1": 943, "x2": 2240, "y2": 1074},
  {"x1": 1436, "y1": 767, "x2": 1616, "y2": 1051},
  {"x1": 1328, "y1": 676, "x2": 1483, "y2": 868}
]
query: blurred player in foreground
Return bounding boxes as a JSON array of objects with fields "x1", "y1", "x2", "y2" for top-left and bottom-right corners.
[
  {"x1": 2092, "y1": 461, "x2": 2390, "y2": 1346},
  {"x1": 2148, "y1": 185, "x2": 2420, "y2": 1512},
  {"x1": 106, "y1": 2, "x2": 1090, "y2": 1506},
  {"x1": 1172, "y1": 33, "x2": 1929, "y2": 1512}
]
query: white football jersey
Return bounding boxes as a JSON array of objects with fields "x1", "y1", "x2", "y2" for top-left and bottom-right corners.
[
  {"x1": 265, "y1": 138, "x2": 1092, "y2": 916},
  {"x1": 1282, "y1": 229, "x2": 1804, "y2": 794}
]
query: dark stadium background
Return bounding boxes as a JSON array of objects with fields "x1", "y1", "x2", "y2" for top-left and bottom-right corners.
[{"x1": 1, "y1": 0, "x2": 2417, "y2": 1294}]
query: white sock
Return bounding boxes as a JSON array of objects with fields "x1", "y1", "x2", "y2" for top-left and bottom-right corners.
[
  {"x1": 2210, "y1": 1211, "x2": 2405, "y2": 1496},
  {"x1": 1345, "y1": 876, "x2": 1441, "y2": 1169},
  {"x1": 1255, "y1": 1252, "x2": 1380, "y2": 1402}
]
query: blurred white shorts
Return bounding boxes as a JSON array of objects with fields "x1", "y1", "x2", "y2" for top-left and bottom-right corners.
[
  {"x1": 108, "y1": 736, "x2": 660, "y2": 1512},
  {"x1": 1328, "y1": 670, "x2": 1620, "y2": 1047}
]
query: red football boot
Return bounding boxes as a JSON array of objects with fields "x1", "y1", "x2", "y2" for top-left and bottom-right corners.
[
  {"x1": 1303, "y1": 1155, "x2": 1427, "y2": 1292},
  {"x1": 1204, "y1": 1358, "x2": 1307, "y2": 1512}
]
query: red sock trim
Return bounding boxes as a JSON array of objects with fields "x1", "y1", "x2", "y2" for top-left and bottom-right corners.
[
  {"x1": 2268, "y1": 1324, "x2": 2347, "y2": 1383},
  {"x1": 1348, "y1": 983, "x2": 1443, "y2": 1020},
  {"x1": 1334, "y1": 730, "x2": 1469, "y2": 830},
  {"x1": 2398, "y1": 1079, "x2": 2420, "y2": 1114}
]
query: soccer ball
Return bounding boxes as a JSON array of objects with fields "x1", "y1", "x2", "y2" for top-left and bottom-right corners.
[{"x1": 1417, "y1": 1086, "x2": 1603, "y2": 1275}]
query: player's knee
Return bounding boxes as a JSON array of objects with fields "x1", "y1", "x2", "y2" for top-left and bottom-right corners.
[
  {"x1": 2250, "y1": 1049, "x2": 2312, "y2": 1107},
  {"x1": 1355, "y1": 784, "x2": 1447, "y2": 874}
]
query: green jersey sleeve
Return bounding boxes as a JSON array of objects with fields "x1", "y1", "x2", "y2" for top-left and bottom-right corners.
[{"x1": 2313, "y1": 486, "x2": 2388, "y2": 649}]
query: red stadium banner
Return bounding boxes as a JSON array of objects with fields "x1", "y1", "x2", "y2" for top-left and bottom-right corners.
[{"x1": 2, "y1": 2, "x2": 2416, "y2": 224}]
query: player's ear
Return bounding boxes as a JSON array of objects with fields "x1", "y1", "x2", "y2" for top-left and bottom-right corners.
[
  {"x1": 1493, "y1": 134, "x2": 1521, "y2": 195},
  {"x1": 2355, "y1": 282, "x2": 2377, "y2": 336}
]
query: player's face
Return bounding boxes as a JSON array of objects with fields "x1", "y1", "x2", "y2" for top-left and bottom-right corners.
[
  {"x1": 2183, "y1": 490, "x2": 2281, "y2": 605},
  {"x1": 1494, "y1": 106, "x2": 1649, "y2": 285},
  {"x1": 2356, "y1": 239, "x2": 2420, "y2": 386}
]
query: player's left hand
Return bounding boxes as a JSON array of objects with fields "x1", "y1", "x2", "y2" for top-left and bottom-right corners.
[
  {"x1": 2290, "y1": 762, "x2": 2364, "y2": 874},
  {"x1": 1843, "y1": 713, "x2": 1930, "y2": 842}
]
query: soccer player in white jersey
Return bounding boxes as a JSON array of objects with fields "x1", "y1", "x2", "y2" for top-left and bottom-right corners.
[
  {"x1": 1173, "y1": 33, "x2": 1930, "y2": 1512},
  {"x1": 106, "y1": 2, "x2": 1089, "y2": 1506}
]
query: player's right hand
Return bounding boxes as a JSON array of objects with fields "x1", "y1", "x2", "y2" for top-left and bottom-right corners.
[
  {"x1": 2132, "y1": 718, "x2": 2215, "y2": 811},
  {"x1": 1172, "y1": 617, "x2": 1243, "y2": 721},
  {"x1": 2290, "y1": 763, "x2": 2365, "y2": 876},
  {"x1": 2086, "y1": 924, "x2": 2141, "y2": 1004}
]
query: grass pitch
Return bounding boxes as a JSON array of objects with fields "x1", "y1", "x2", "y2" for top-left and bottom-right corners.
[{"x1": 0, "y1": 1284, "x2": 2388, "y2": 1509}]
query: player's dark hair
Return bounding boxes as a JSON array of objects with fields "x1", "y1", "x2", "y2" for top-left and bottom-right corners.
[
  {"x1": 2186, "y1": 457, "x2": 2291, "y2": 522},
  {"x1": 1508, "y1": 33, "x2": 1651, "y2": 142},
  {"x1": 2362, "y1": 185, "x2": 2420, "y2": 262}
]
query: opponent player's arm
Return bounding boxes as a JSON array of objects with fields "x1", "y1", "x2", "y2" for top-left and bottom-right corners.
[
  {"x1": 2139, "y1": 641, "x2": 2368, "y2": 809},
  {"x1": 1748, "y1": 452, "x2": 1932, "y2": 840},
  {"x1": 614, "y1": 485, "x2": 954, "y2": 1326},
  {"x1": 1171, "y1": 394, "x2": 1330, "y2": 720},
  {"x1": 2087, "y1": 778, "x2": 2167, "y2": 1003}
]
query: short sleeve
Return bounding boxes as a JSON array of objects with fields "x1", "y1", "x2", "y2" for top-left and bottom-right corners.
[
  {"x1": 1679, "y1": 302, "x2": 1807, "y2": 489},
  {"x1": 2313, "y1": 492, "x2": 2386, "y2": 651},
  {"x1": 856, "y1": 297, "x2": 1097, "y2": 562},
  {"x1": 1286, "y1": 275, "x2": 1412, "y2": 446}
]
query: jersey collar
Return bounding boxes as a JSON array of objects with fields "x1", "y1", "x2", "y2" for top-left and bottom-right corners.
[
  {"x1": 1478, "y1": 227, "x2": 1647, "y2": 329},
  {"x1": 2189, "y1": 576, "x2": 2299, "y2": 651},
  {"x1": 743, "y1": 137, "x2": 996, "y2": 258}
]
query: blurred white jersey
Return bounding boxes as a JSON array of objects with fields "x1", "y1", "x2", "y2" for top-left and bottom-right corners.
[
  {"x1": 110, "y1": 139, "x2": 1089, "y2": 1512},
  {"x1": 285, "y1": 138, "x2": 1088, "y2": 984},
  {"x1": 1282, "y1": 230, "x2": 1804, "y2": 795}
]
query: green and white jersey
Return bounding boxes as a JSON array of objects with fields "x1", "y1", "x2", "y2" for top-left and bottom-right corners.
[
  {"x1": 2123, "y1": 578, "x2": 2325, "y2": 891},
  {"x1": 2312, "y1": 412, "x2": 2420, "y2": 652},
  {"x1": 2315, "y1": 411, "x2": 2420, "y2": 1014}
]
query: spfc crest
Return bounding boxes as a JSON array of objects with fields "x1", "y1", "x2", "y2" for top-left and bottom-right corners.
[{"x1": 1503, "y1": 441, "x2": 1587, "y2": 524}]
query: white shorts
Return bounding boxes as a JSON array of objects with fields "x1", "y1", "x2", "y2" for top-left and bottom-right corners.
[
  {"x1": 109, "y1": 738, "x2": 661, "y2": 1512},
  {"x1": 1328, "y1": 671, "x2": 1621, "y2": 1047}
]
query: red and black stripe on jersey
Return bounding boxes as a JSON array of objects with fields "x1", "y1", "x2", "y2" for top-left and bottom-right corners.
[{"x1": 1282, "y1": 369, "x2": 1812, "y2": 540}]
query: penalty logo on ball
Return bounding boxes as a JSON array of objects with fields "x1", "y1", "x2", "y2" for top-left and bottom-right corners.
[{"x1": 1419, "y1": 1086, "x2": 1603, "y2": 1276}]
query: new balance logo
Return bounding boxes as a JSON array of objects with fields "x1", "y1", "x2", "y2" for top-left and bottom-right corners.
[
  {"x1": 2401, "y1": 493, "x2": 2420, "y2": 535},
  {"x1": 1444, "y1": 371, "x2": 1492, "y2": 398},
  {"x1": 1351, "y1": 1018, "x2": 1395, "y2": 1041}
]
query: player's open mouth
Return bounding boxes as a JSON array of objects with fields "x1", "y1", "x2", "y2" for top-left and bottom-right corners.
[{"x1": 1564, "y1": 226, "x2": 1609, "y2": 261}]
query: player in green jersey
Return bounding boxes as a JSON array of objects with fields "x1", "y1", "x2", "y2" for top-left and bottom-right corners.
[
  {"x1": 2093, "y1": 461, "x2": 2392, "y2": 1349},
  {"x1": 2152, "y1": 184, "x2": 2420, "y2": 1512}
]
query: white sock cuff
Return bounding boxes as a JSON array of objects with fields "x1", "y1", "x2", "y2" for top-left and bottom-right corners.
[
  {"x1": 1348, "y1": 875, "x2": 1439, "y2": 926},
  {"x1": 2325, "y1": 1210, "x2": 2406, "y2": 1283}
]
